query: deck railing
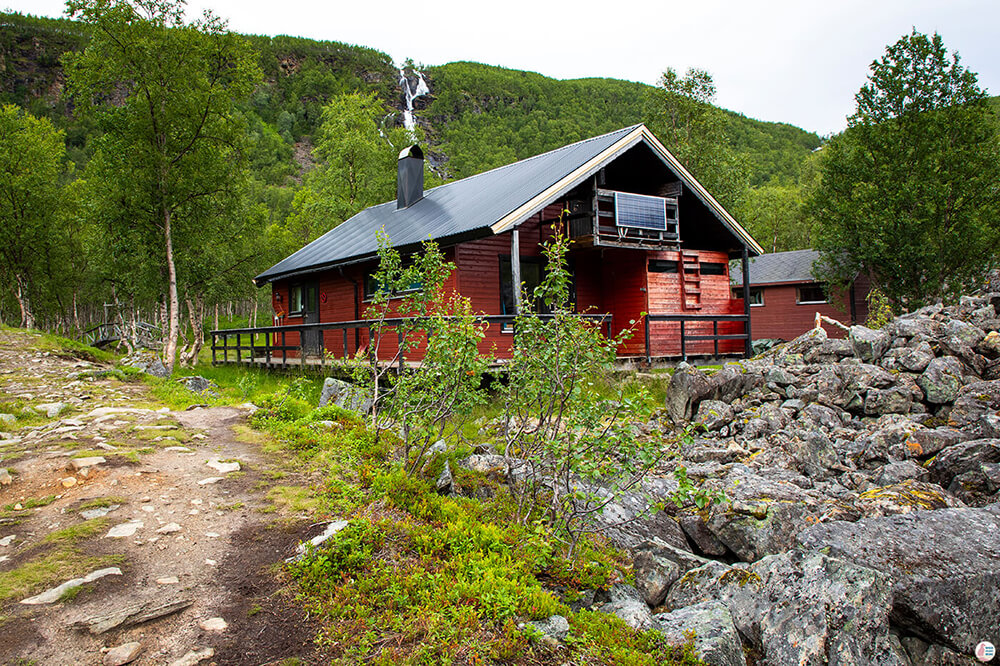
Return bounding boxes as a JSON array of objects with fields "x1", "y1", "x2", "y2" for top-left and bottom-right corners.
[
  {"x1": 643, "y1": 314, "x2": 751, "y2": 363},
  {"x1": 210, "y1": 313, "x2": 613, "y2": 369}
]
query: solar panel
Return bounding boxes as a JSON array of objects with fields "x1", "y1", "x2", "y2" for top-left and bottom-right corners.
[{"x1": 614, "y1": 192, "x2": 669, "y2": 231}]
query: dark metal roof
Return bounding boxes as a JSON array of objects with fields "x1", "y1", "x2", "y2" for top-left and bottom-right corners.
[
  {"x1": 730, "y1": 249, "x2": 821, "y2": 286},
  {"x1": 255, "y1": 125, "x2": 641, "y2": 284}
]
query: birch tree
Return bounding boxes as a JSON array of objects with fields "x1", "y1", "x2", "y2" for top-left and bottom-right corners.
[
  {"x1": 64, "y1": 0, "x2": 260, "y2": 373},
  {"x1": 0, "y1": 105, "x2": 68, "y2": 329}
]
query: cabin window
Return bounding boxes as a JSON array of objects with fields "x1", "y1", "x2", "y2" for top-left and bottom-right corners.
[
  {"x1": 648, "y1": 259, "x2": 679, "y2": 273},
  {"x1": 363, "y1": 271, "x2": 421, "y2": 300},
  {"x1": 499, "y1": 256, "x2": 549, "y2": 318},
  {"x1": 732, "y1": 287, "x2": 764, "y2": 306},
  {"x1": 797, "y1": 284, "x2": 828, "y2": 305},
  {"x1": 288, "y1": 283, "x2": 317, "y2": 316},
  {"x1": 700, "y1": 262, "x2": 726, "y2": 276}
]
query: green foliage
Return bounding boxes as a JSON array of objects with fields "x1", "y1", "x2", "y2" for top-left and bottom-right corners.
[
  {"x1": 286, "y1": 467, "x2": 695, "y2": 665},
  {"x1": 645, "y1": 68, "x2": 751, "y2": 211},
  {"x1": 812, "y1": 30, "x2": 1000, "y2": 308},
  {"x1": 0, "y1": 104, "x2": 77, "y2": 329},
  {"x1": 865, "y1": 288, "x2": 895, "y2": 329},
  {"x1": 64, "y1": 0, "x2": 264, "y2": 371},
  {"x1": 500, "y1": 231, "x2": 661, "y2": 555},
  {"x1": 352, "y1": 234, "x2": 490, "y2": 473},
  {"x1": 279, "y1": 93, "x2": 415, "y2": 246}
]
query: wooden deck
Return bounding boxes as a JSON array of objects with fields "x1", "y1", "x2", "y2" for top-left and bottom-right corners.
[{"x1": 210, "y1": 312, "x2": 749, "y2": 371}]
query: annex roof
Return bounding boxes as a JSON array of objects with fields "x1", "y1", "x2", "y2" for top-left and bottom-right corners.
[
  {"x1": 255, "y1": 124, "x2": 763, "y2": 285},
  {"x1": 730, "y1": 248, "x2": 822, "y2": 286}
]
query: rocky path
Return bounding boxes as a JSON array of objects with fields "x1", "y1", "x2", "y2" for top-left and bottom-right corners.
[{"x1": 0, "y1": 330, "x2": 323, "y2": 665}]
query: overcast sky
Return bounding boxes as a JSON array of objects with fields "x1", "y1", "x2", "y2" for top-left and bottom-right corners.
[{"x1": 8, "y1": 0, "x2": 999, "y2": 135}]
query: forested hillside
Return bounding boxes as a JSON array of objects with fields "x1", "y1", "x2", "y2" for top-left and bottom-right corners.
[{"x1": 0, "y1": 11, "x2": 821, "y2": 188}]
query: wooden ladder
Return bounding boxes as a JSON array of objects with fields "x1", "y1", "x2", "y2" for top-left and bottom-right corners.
[{"x1": 681, "y1": 251, "x2": 702, "y2": 310}]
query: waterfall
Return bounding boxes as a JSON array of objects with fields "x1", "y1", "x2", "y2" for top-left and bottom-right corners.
[{"x1": 399, "y1": 64, "x2": 430, "y2": 132}]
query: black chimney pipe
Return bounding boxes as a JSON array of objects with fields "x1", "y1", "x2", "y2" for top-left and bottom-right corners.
[{"x1": 397, "y1": 144, "x2": 424, "y2": 209}]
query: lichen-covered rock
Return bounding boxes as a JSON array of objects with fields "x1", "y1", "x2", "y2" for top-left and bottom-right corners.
[
  {"x1": 524, "y1": 615, "x2": 569, "y2": 645},
  {"x1": 873, "y1": 460, "x2": 929, "y2": 485},
  {"x1": 318, "y1": 377, "x2": 372, "y2": 414},
  {"x1": 865, "y1": 387, "x2": 913, "y2": 415},
  {"x1": 919, "y1": 356, "x2": 965, "y2": 405},
  {"x1": 850, "y1": 325, "x2": 891, "y2": 362},
  {"x1": 695, "y1": 400, "x2": 735, "y2": 431},
  {"x1": 927, "y1": 439, "x2": 1000, "y2": 493},
  {"x1": 703, "y1": 469, "x2": 837, "y2": 561},
  {"x1": 748, "y1": 551, "x2": 901, "y2": 665},
  {"x1": 632, "y1": 547, "x2": 680, "y2": 607},
  {"x1": 664, "y1": 365, "x2": 712, "y2": 422},
  {"x1": 949, "y1": 380, "x2": 1000, "y2": 429},
  {"x1": 653, "y1": 601, "x2": 747, "y2": 666},
  {"x1": 598, "y1": 584, "x2": 654, "y2": 630},
  {"x1": 121, "y1": 350, "x2": 169, "y2": 378},
  {"x1": 666, "y1": 551, "x2": 901, "y2": 665},
  {"x1": 591, "y1": 477, "x2": 689, "y2": 551},
  {"x1": 175, "y1": 375, "x2": 218, "y2": 397},
  {"x1": 905, "y1": 427, "x2": 967, "y2": 458},
  {"x1": 797, "y1": 504, "x2": 1000, "y2": 653},
  {"x1": 855, "y1": 480, "x2": 964, "y2": 517}
]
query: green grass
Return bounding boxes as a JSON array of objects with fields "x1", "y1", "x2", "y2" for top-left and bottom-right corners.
[
  {"x1": 266, "y1": 486, "x2": 320, "y2": 514},
  {"x1": 0, "y1": 549, "x2": 124, "y2": 603},
  {"x1": 32, "y1": 330, "x2": 116, "y2": 364},
  {"x1": 75, "y1": 496, "x2": 127, "y2": 512},
  {"x1": 3, "y1": 495, "x2": 56, "y2": 512},
  {"x1": 42, "y1": 518, "x2": 110, "y2": 545}
]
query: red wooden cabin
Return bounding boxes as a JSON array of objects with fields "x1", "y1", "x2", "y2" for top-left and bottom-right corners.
[{"x1": 225, "y1": 125, "x2": 764, "y2": 366}]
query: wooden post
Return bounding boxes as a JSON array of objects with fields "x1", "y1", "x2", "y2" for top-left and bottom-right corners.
[
  {"x1": 265, "y1": 331, "x2": 271, "y2": 368},
  {"x1": 211, "y1": 332, "x2": 217, "y2": 365},
  {"x1": 343, "y1": 328, "x2": 349, "y2": 360},
  {"x1": 713, "y1": 320, "x2": 719, "y2": 357},
  {"x1": 680, "y1": 320, "x2": 687, "y2": 362},
  {"x1": 741, "y1": 248, "x2": 752, "y2": 358},
  {"x1": 644, "y1": 316, "x2": 651, "y2": 366},
  {"x1": 236, "y1": 333, "x2": 241, "y2": 365},
  {"x1": 511, "y1": 228, "x2": 522, "y2": 315}
]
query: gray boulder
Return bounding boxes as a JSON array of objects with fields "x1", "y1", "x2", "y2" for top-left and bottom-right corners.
[
  {"x1": 851, "y1": 325, "x2": 891, "y2": 362},
  {"x1": 949, "y1": 380, "x2": 1000, "y2": 429},
  {"x1": 665, "y1": 552, "x2": 901, "y2": 665},
  {"x1": 919, "y1": 356, "x2": 965, "y2": 405},
  {"x1": 695, "y1": 400, "x2": 735, "y2": 431},
  {"x1": 121, "y1": 350, "x2": 169, "y2": 378},
  {"x1": 797, "y1": 504, "x2": 1000, "y2": 652},
  {"x1": 906, "y1": 427, "x2": 967, "y2": 458},
  {"x1": 704, "y1": 468, "x2": 841, "y2": 561},
  {"x1": 665, "y1": 365, "x2": 712, "y2": 422},
  {"x1": 175, "y1": 375, "x2": 218, "y2": 397},
  {"x1": 865, "y1": 387, "x2": 913, "y2": 415},
  {"x1": 747, "y1": 551, "x2": 901, "y2": 666},
  {"x1": 318, "y1": 377, "x2": 372, "y2": 414},
  {"x1": 598, "y1": 584, "x2": 654, "y2": 630},
  {"x1": 927, "y1": 439, "x2": 1000, "y2": 490},
  {"x1": 632, "y1": 548, "x2": 680, "y2": 608},
  {"x1": 524, "y1": 615, "x2": 569, "y2": 646},
  {"x1": 874, "y1": 460, "x2": 929, "y2": 485},
  {"x1": 653, "y1": 601, "x2": 746, "y2": 666}
]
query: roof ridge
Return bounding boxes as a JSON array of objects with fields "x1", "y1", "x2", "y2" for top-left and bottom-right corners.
[{"x1": 419, "y1": 124, "x2": 642, "y2": 196}]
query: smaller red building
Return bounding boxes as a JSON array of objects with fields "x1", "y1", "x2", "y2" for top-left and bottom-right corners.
[{"x1": 729, "y1": 249, "x2": 871, "y2": 341}]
